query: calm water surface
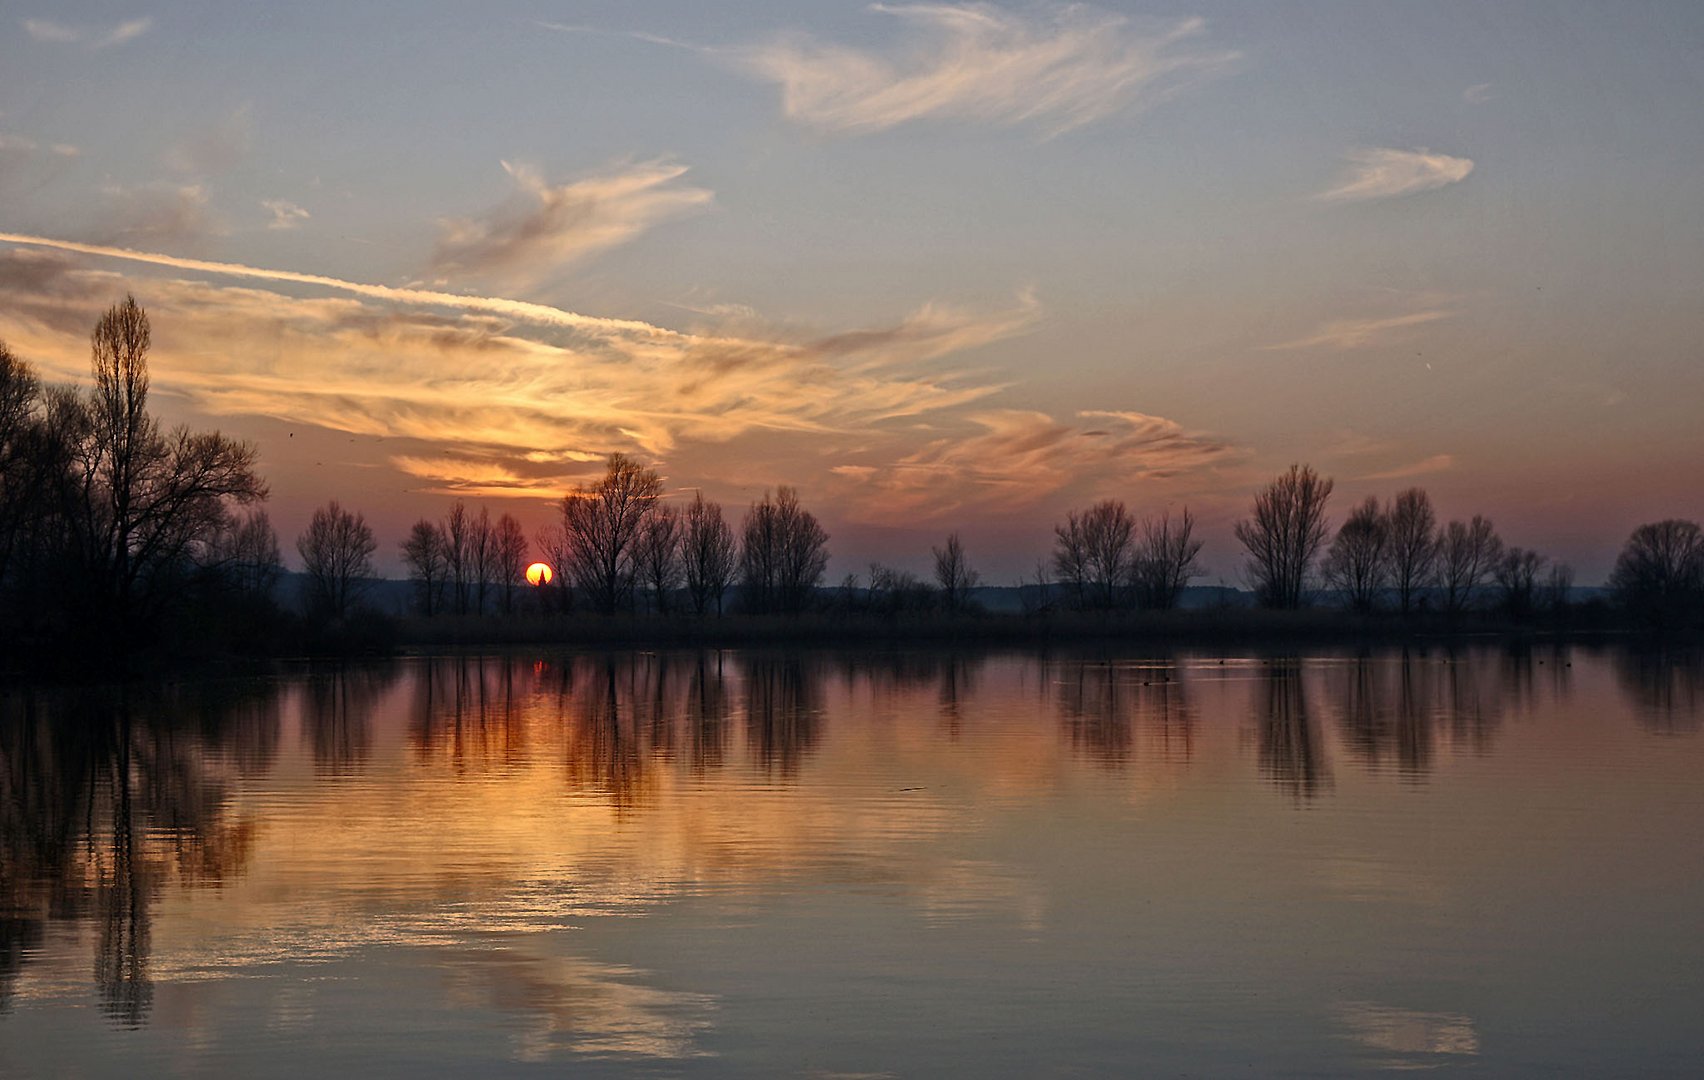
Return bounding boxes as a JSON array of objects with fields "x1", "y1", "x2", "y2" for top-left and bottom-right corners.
[{"x1": 3, "y1": 646, "x2": 1702, "y2": 1076}]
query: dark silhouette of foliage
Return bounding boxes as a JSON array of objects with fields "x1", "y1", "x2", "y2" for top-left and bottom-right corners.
[
  {"x1": 635, "y1": 503, "x2": 682, "y2": 614},
  {"x1": 933, "y1": 531, "x2": 980, "y2": 613},
  {"x1": 1135, "y1": 508, "x2": 1203, "y2": 610},
  {"x1": 1439, "y1": 515, "x2": 1503, "y2": 614},
  {"x1": 1053, "y1": 500, "x2": 1137, "y2": 610},
  {"x1": 1387, "y1": 488, "x2": 1439, "y2": 615},
  {"x1": 401, "y1": 519, "x2": 447, "y2": 616},
  {"x1": 682, "y1": 491, "x2": 736, "y2": 616},
  {"x1": 1235, "y1": 464, "x2": 1334, "y2": 609},
  {"x1": 1610, "y1": 519, "x2": 1704, "y2": 630},
  {"x1": 739, "y1": 487, "x2": 829, "y2": 614},
  {"x1": 297, "y1": 500, "x2": 377, "y2": 619},
  {"x1": 1323, "y1": 495, "x2": 1389, "y2": 613},
  {"x1": 560, "y1": 454, "x2": 662, "y2": 616}
]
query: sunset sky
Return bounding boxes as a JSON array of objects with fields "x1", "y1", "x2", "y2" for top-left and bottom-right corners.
[{"x1": 3, "y1": 2, "x2": 1701, "y2": 582}]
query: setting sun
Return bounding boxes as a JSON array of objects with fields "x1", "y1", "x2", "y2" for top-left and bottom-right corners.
[{"x1": 525, "y1": 562, "x2": 554, "y2": 587}]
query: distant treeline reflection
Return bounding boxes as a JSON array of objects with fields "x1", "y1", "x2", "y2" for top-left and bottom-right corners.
[{"x1": 2, "y1": 646, "x2": 1701, "y2": 1026}]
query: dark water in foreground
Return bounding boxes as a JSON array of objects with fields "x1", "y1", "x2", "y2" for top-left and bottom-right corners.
[{"x1": 2, "y1": 646, "x2": 1702, "y2": 1077}]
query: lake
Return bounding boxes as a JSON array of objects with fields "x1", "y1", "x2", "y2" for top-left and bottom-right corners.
[{"x1": 3, "y1": 645, "x2": 1702, "y2": 1076}]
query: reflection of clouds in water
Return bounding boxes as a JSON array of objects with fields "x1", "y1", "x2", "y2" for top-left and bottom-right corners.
[
  {"x1": 1337, "y1": 1001, "x2": 1478, "y2": 1064},
  {"x1": 912, "y1": 859, "x2": 1047, "y2": 932},
  {"x1": 440, "y1": 947, "x2": 714, "y2": 1063}
]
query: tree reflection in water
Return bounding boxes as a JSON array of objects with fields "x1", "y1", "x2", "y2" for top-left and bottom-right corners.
[
  {"x1": 1258, "y1": 658, "x2": 1330, "y2": 800},
  {"x1": 0, "y1": 683, "x2": 275, "y2": 1026},
  {"x1": 1051, "y1": 656, "x2": 1195, "y2": 768},
  {"x1": 1614, "y1": 647, "x2": 1704, "y2": 734}
]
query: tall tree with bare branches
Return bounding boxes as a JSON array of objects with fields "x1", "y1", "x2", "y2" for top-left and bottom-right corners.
[
  {"x1": 933, "y1": 531, "x2": 980, "y2": 613},
  {"x1": 1322, "y1": 495, "x2": 1389, "y2": 613},
  {"x1": 1438, "y1": 516, "x2": 1502, "y2": 614},
  {"x1": 1386, "y1": 488, "x2": 1439, "y2": 614},
  {"x1": 561, "y1": 454, "x2": 662, "y2": 615},
  {"x1": 1134, "y1": 508, "x2": 1203, "y2": 610},
  {"x1": 296, "y1": 500, "x2": 376, "y2": 619},
  {"x1": 635, "y1": 503, "x2": 683, "y2": 614},
  {"x1": 682, "y1": 492, "x2": 736, "y2": 616},
  {"x1": 1234, "y1": 464, "x2": 1334, "y2": 609}
]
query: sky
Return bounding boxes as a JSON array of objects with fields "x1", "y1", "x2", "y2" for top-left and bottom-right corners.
[{"x1": 2, "y1": 1, "x2": 1702, "y2": 583}]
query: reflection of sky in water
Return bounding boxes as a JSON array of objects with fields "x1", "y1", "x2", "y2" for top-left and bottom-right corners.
[{"x1": 1, "y1": 646, "x2": 1702, "y2": 1076}]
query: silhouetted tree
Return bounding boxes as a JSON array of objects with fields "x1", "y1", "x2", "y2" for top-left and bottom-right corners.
[
  {"x1": 1493, "y1": 546, "x2": 1546, "y2": 619},
  {"x1": 1438, "y1": 516, "x2": 1503, "y2": 614},
  {"x1": 468, "y1": 506, "x2": 495, "y2": 615},
  {"x1": 296, "y1": 500, "x2": 376, "y2": 619},
  {"x1": 739, "y1": 487, "x2": 829, "y2": 614},
  {"x1": 0, "y1": 340, "x2": 37, "y2": 592},
  {"x1": 681, "y1": 492, "x2": 736, "y2": 616},
  {"x1": 1235, "y1": 464, "x2": 1334, "y2": 609},
  {"x1": 1054, "y1": 500, "x2": 1136, "y2": 610},
  {"x1": 1610, "y1": 519, "x2": 1704, "y2": 630},
  {"x1": 401, "y1": 519, "x2": 447, "y2": 616},
  {"x1": 561, "y1": 454, "x2": 661, "y2": 616},
  {"x1": 443, "y1": 502, "x2": 471, "y2": 615},
  {"x1": 533, "y1": 521, "x2": 574, "y2": 613},
  {"x1": 38, "y1": 299, "x2": 266, "y2": 651},
  {"x1": 1134, "y1": 508, "x2": 1203, "y2": 610},
  {"x1": 933, "y1": 531, "x2": 979, "y2": 613},
  {"x1": 203, "y1": 509, "x2": 282, "y2": 598},
  {"x1": 1322, "y1": 495, "x2": 1389, "y2": 613},
  {"x1": 635, "y1": 503, "x2": 682, "y2": 614},
  {"x1": 1387, "y1": 488, "x2": 1439, "y2": 614},
  {"x1": 1542, "y1": 561, "x2": 1575, "y2": 616},
  {"x1": 493, "y1": 512, "x2": 528, "y2": 615}
]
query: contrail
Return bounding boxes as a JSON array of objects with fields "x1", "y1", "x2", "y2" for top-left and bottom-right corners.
[{"x1": 0, "y1": 231, "x2": 684, "y2": 339}]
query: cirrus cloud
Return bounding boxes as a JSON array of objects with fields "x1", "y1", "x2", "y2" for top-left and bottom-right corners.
[
  {"x1": 1318, "y1": 148, "x2": 1474, "y2": 202},
  {"x1": 736, "y1": 4, "x2": 1240, "y2": 136},
  {"x1": 431, "y1": 160, "x2": 713, "y2": 286}
]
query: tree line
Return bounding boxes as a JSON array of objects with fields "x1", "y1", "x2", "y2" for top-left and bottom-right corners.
[{"x1": 4, "y1": 300, "x2": 1702, "y2": 669}]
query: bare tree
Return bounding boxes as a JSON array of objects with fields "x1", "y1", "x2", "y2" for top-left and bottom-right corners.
[
  {"x1": 740, "y1": 487, "x2": 829, "y2": 614},
  {"x1": 1134, "y1": 508, "x2": 1203, "y2": 610},
  {"x1": 296, "y1": 500, "x2": 376, "y2": 619},
  {"x1": 0, "y1": 341, "x2": 42, "y2": 589},
  {"x1": 1234, "y1": 464, "x2": 1334, "y2": 609},
  {"x1": 635, "y1": 503, "x2": 683, "y2": 614},
  {"x1": 468, "y1": 506, "x2": 496, "y2": 616},
  {"x1": 533, "y1": 521, "x2": 574, "y2": 614},
  {"x1": 1609, "y1": 519, "x2": 1704, "y2": 629},
  {"x1": 933, "y1": 532, "x2": 980, "y2": 613},
  {"x1": 443, "y1": 502, "x2": 471, "y2": 615},
  {"x1": 1438, "y1": 516, "x2": 1502, "y2": 614},
  {"x1": 1054, "y1": 500, "x2": 1137, "y2": 610},
  {"x1": 682, "y1": 492, "x2": 736, "y2": 616},
  {"x1": 493, "y1": 513, "x2": 529, "y2": 615},
  {"x1": 561, "y1": 453, "x2": 662, "y2": 615},
  {"x1": 204, "y1": 508, "x2": 283, "y2": 598},
  {"x1": 1386, "y1": 488, "x2": 1439, "y2": 614},
  {"x1": 77, "y1": 298, "x2": 265, "y2": 640},
  {"x1": 1322, "y1": 495, "x2": 1389, "y2": 613},
  {"x1": 1493, "y1": 546, "x2": 1547, "y2": 619},
  {"x1": 401, "y1": 519, "x2": 447, "y2": 616}
]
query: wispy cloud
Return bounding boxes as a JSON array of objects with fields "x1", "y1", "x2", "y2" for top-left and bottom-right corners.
[
  {"x1": 431, "y1": 160, "x2": 711, "y2": 286},
  {"x1": 1359, "y1": 454, "x2": 1455, "y2": 481},
  {"x1": 1318, "y1": 148, "x2": 1474, "y2": 202},
  {"x1": 832, "y1": 408, "x2": 1232, "y2": 522},
  {"x1": 1462, "y1": 83, "x2": 1493, "y2": 104},
  {"x1": 1266, "y1": 310, "x2": 1452, "y2": 351},
  {"x1": 0, "y1": 240, "x2": 1036, "y2": 499},
  {"x1": 22, "y1": 16, "x2": 153, "y2": 48},
  {"x1": 261, "y1": 198, "x2": 310, "y2": 230},
  {"x1": 735, "y1": 4, "x2": 1239, "y2": 136}
]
